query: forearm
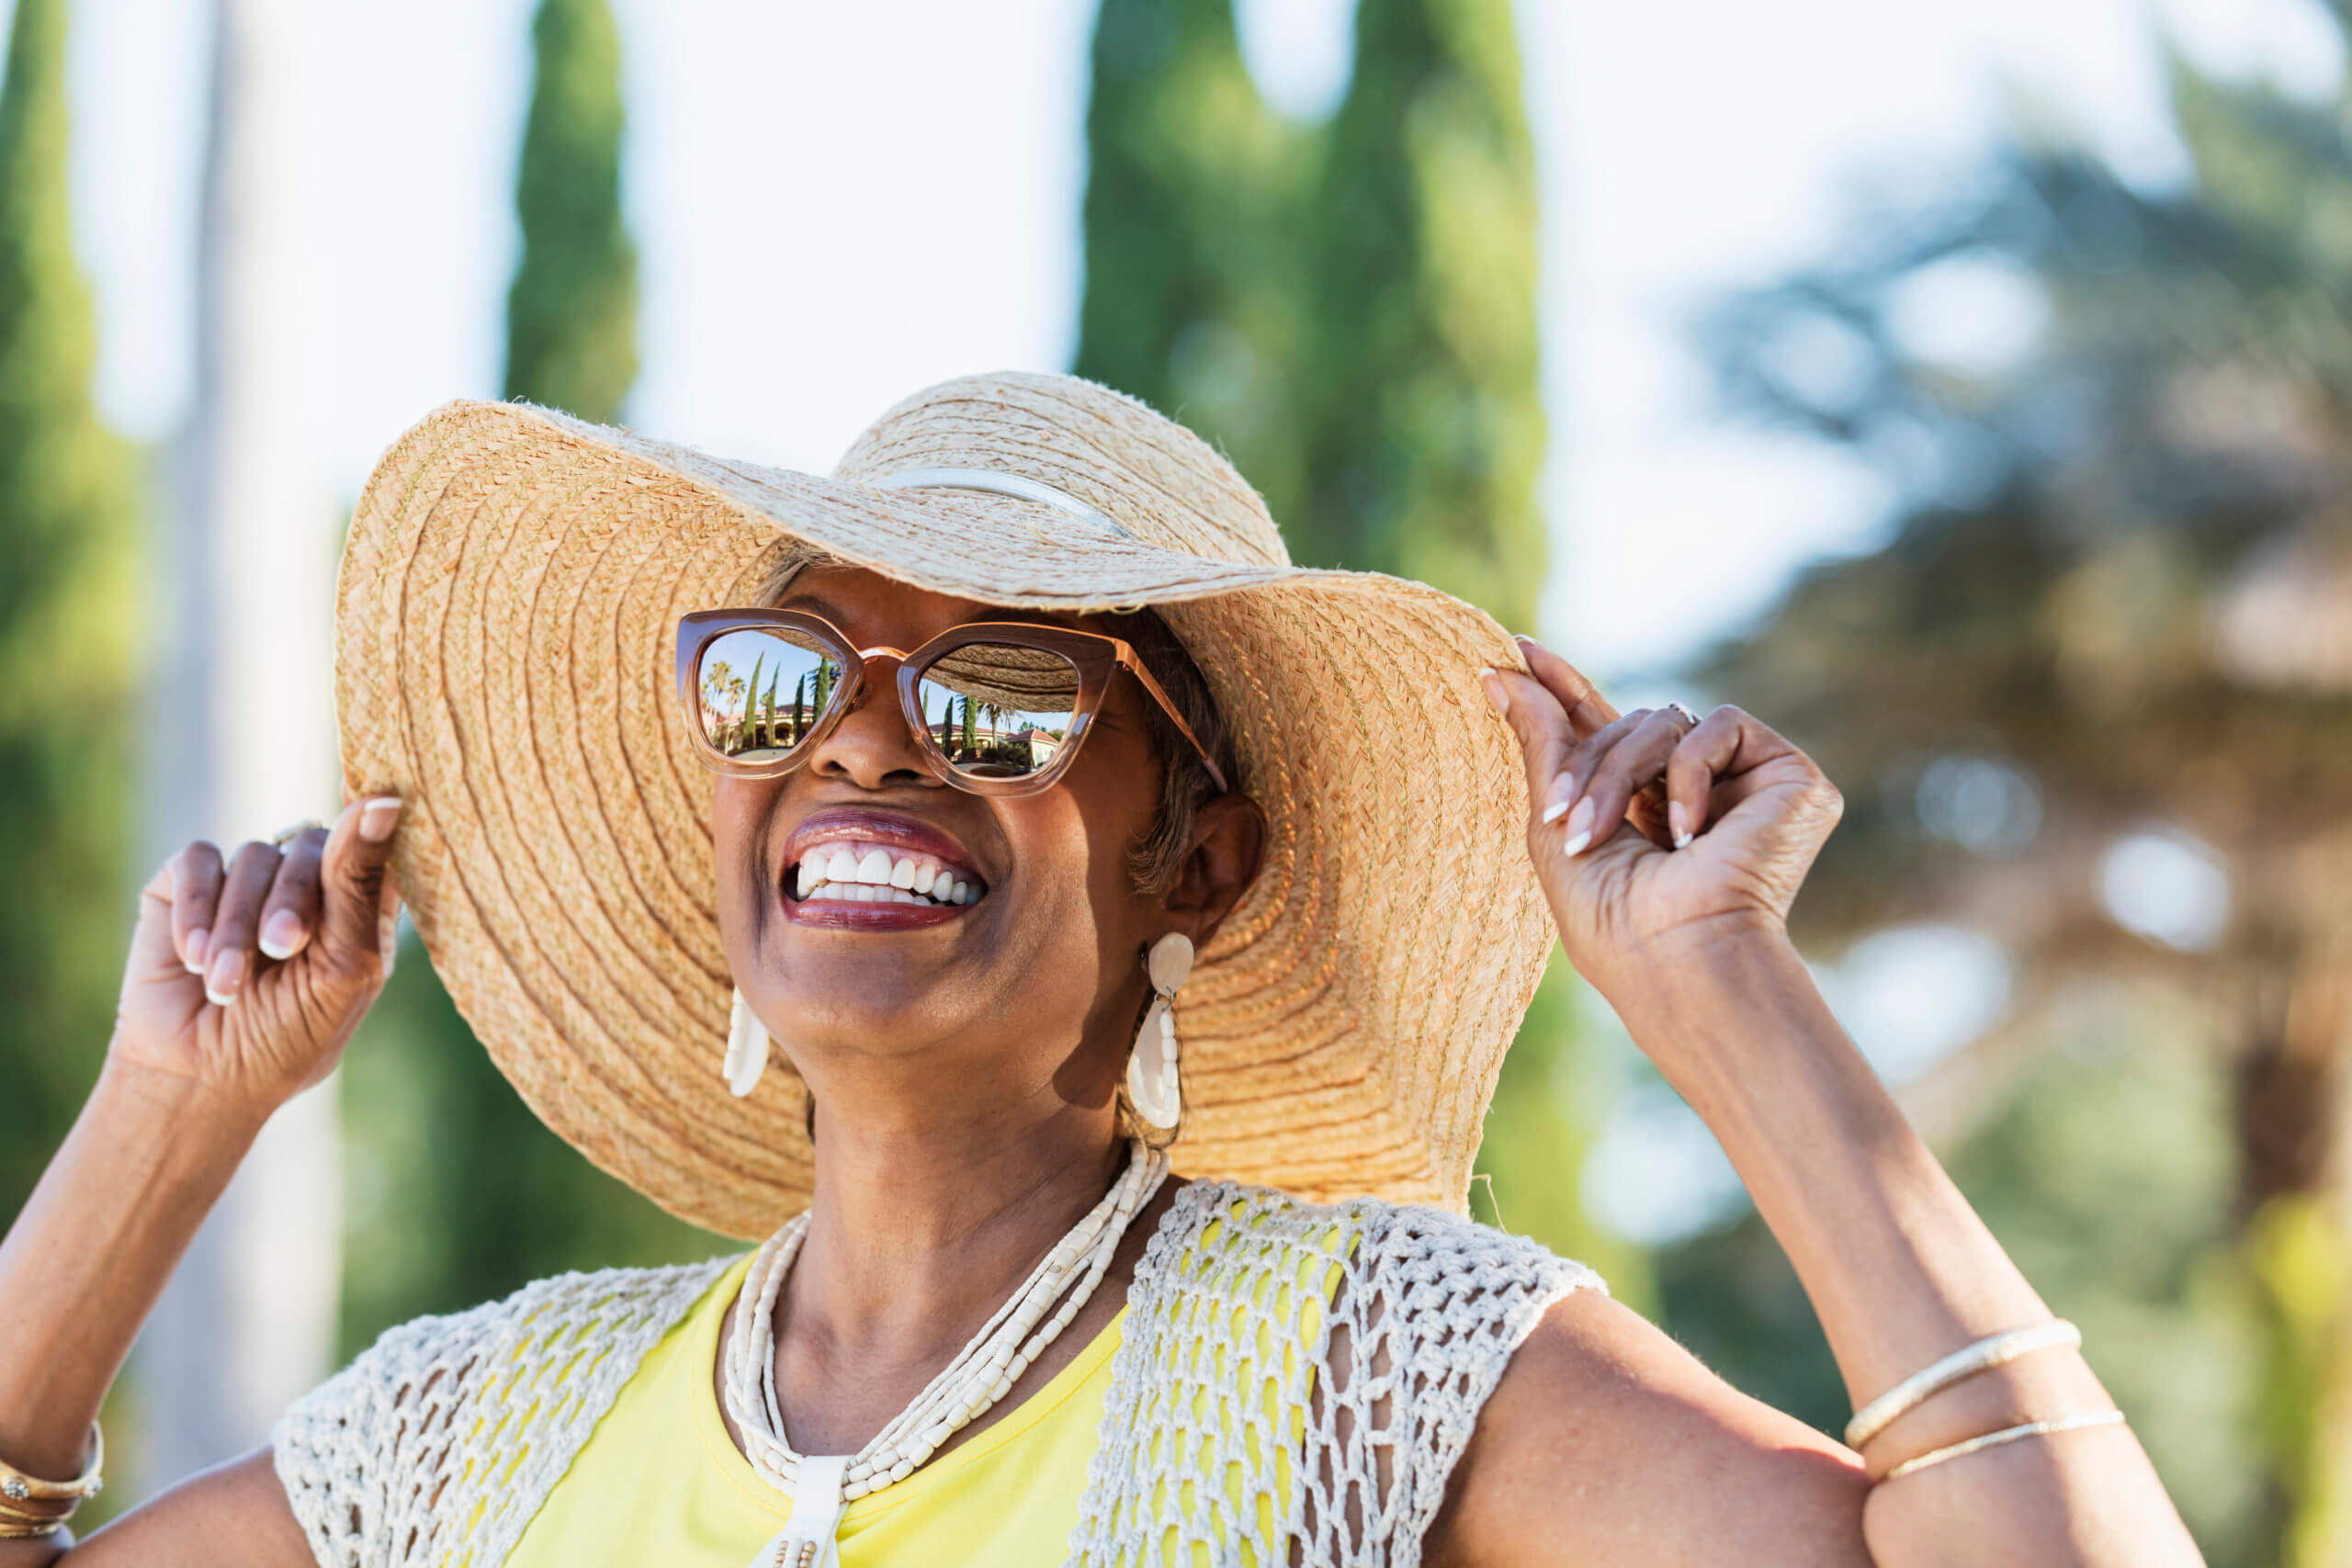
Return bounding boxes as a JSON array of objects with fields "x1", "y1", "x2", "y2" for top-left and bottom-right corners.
[
  {"x1": 0, "y1": 1050, "x2": 264, "y2": 1505},
  {"x1": 1610, "y1": 926, "x2": 2200, "y2": 1567}
]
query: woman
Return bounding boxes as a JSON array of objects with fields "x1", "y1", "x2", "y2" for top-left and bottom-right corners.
[{"x1": 0, "y1": 372, "x2": 2200, "y2": 1566}]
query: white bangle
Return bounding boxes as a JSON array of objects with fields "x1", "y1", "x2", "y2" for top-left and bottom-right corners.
[
  {"x1": 1844, "y1": 1320, "x2": 2083, "y2": 1449},
  {"x1": 1878, "y1": 1409, "x2": 2128, "y2": 1483}
]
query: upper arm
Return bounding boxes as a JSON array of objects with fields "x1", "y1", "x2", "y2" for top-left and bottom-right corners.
[
  {"x1": 1424, "y1": 1289, "x2": 1875, "y2": 1568},
  {"x1": 62, "y1": 1447, "x2": 312, "y2": 1568}
]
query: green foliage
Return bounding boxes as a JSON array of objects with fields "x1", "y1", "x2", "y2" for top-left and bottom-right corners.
[
  {"x1": 1298, "y1": 0, "x2": 1547, "y2": 631},
  {"x1": 1079, "y1": 0, "x2": 1582, "y2": 1259},
  {"x1": 337, "y1": 0, "x2": 716, "y2": 1346},
  {"x1": 1073, "y1": 0, "x2": 1317, "y2": 525},
  {"x1": 503, "y1": 0, "x2": 637, "y2": 423},
  {"x1": 0, "y1": 0, "x2": 138, "y2": 1217},
  {"x1": 1677, "y1": 17, "x2": 2352, "y2": 1561},
  {"x1": 1658, "y1": 1032, "x2": 2267, "y2": 1564},
  {"x1": 339, "y1": 932, "x2": 729, "y2": 1354}
]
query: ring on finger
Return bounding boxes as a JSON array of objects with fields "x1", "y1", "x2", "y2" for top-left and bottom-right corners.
[
  {"x1": 1664, "y1": 702, "x2": 1701, "y2": 728},
  {"x1": 269, "y1": 817, "x2": 326, "y2": 850}
]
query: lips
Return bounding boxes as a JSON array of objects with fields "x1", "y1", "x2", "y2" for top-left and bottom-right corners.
[{"x1": 779, "y1": 807, "x2": 989, "y2": 929}]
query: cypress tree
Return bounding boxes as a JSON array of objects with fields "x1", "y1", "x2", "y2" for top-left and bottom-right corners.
[
  {"x1": 1074, "y1": 0, "x2": 1315, "y2": 525},
  {"x1": 338, "y1": 0, "x2": 713, "y2": 1353},
  {"x1": 0, "y1": 0, "x2": 138, "y2": 1215},
  {"x1": 503, "y1": 0, "x2": 637, "y2": 423},
  {"x1": 1297, "y1": 0, "x2": 1547, "y2": 631}
]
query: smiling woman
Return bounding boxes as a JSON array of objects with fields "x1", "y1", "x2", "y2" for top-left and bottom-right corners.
[{"x1": 0, "y1": 372, "x2": 2202, "y2": 1568}]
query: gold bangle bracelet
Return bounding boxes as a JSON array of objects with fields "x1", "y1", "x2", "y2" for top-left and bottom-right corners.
[
  {"x1": 0, "y1": 1419, "x2": 103, "y2": 1511},
  {"x1": 1844, "y1": 1321, "x2": 2082, "y2": 1449},
  {"x1": 1878, "y1": 1409, "x2": 2128, "y2": 1483}
]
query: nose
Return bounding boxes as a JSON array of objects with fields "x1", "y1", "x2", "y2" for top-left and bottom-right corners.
[{"x1": 802, "y1": 666, "x2": 940, "y2": 792}]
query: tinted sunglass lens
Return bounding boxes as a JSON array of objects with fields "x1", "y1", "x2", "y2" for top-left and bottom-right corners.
[
  {"x1": 913, "y1": 643, "x2": 1083, "y2": 779},
  {"x1": 694, "y1": 627, "x2": 844, "y2": 761}
]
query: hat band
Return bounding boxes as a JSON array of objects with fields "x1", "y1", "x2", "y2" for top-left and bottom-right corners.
[{"x1": 869, "y1": 467, "x2": 1131, "y2": 539}]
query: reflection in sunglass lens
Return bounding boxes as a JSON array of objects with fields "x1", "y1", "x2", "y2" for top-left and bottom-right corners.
[
  {"x1": 913, "y1": 642, "x2": 1083, "y2": 779},
  {"x1": 695, "y1": 626, "x2": 844, "y2": 761}
]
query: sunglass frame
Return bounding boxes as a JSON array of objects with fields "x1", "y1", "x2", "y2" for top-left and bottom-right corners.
[{"x1": 673, "y1": 607, "x2": 1228, "y2": 797}]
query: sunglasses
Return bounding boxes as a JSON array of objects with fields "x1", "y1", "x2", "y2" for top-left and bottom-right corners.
[{"x1": 673, "y1": 608, "x2": 1229, "y2": 797}]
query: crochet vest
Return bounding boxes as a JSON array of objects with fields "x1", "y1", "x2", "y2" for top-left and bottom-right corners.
[{"x1": 270, "y1": 1180, "x2": 1603, "y2": 1567}]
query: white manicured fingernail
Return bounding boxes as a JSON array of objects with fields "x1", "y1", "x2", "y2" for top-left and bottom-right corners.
[
  {"x1": 1669, "y1": 802, "x2": 1692, "y2": 850},
  {"x1": 1540, "y1": 792, "x2": 1573, "y2": 825},
  {"x1": 205, "y1": 949, "x2": 246, "y2": 1007},
  {"x1": 360, "y1": 796, "x2": 402, "y2": 842},
  {"x1": 259, "y1": 910, "x2": 302, "y2": 960},
  {"x1": 1559, "y1": 797, "x2": 1595, "y2": 856},
  {"x1": 184, "y1": 927, "x2": 210, "y2": 974}
]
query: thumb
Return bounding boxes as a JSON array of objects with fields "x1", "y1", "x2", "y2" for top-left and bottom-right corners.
[
  {"x1": 1480, "y1": 664, "x2": 1573, "y2": 823},
  {"x1": 317, "y1": 795, "x2": 404, "y2": 972}
]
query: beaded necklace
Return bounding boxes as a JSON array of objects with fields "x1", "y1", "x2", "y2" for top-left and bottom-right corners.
[{"x1": 723, "y1": 1140, "x2": 1170, "y2": 1568}]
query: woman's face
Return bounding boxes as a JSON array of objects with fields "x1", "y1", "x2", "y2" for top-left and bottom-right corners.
[{"x1": 712, "y1": 564, "x2": 1261, "y2": 1125}]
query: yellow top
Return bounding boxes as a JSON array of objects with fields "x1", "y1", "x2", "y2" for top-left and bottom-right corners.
[{"x1": 506, "y1": 1252, "x2": 1124, "y2": 1567}]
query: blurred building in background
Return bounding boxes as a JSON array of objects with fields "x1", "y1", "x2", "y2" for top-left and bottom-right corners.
[{"x1": 0, "y1": 0, "x2": 2338, "y2": 1561}]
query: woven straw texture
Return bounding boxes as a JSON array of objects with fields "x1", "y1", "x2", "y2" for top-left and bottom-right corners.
[{"x1": 333, "y1": 371, "x2": 1558, "y2": 1238}]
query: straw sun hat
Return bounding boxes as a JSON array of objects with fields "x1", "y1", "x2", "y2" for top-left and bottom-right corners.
[{"x1": 333, "y1": 370, "x2": 1563, "y2": 1239}]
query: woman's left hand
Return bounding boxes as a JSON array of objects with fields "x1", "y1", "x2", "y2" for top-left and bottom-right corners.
[{"x1": 1481, "y1": 634, "x2": 1845, "y2": 1008}]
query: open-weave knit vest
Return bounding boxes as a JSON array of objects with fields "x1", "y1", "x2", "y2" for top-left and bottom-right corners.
[{"x1": 271, "y1": 1179, "x2": 1603, "y2": 1567}]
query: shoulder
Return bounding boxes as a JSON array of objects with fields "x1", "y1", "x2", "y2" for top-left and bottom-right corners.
[
  {"x1": 1426, "y1": 1284, "x2": 1871, "y2": 1568},
  {"x1": 1158, "y1": 1178, "x2": 1605, "y2": 1325},
  {"x1": 271, "y1": 1255, "x2": 741, "y2": 1567}
]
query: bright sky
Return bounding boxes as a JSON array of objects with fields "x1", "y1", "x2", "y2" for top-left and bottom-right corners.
[
  {"x1": 48, "y1": 0, "x2": 2334, "y2": 682},
  {"x1": 33, "y1": 0, "x2": 2331, "y2": 1247}
]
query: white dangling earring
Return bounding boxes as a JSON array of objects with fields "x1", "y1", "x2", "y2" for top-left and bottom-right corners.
[
  {"x1": 725, "y1": 987, "x2": 769, "y2": 1098},
  {"x1": 1125, "y1": 932, "x2": 1193, "y2": 1130}
]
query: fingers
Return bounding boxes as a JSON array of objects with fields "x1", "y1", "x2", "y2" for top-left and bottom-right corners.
[
  {"x1": 1513, "y1": 635, "x2": 1617, "y2": 737},
  {"x1": 256, "y1": 826, "x2": 330, "y2": 963},
  {"x1": 316, "y1": 795, "x2": 404, "y2": 975},
  {"x1": 1664, "y1": 706, "x2": 1750, "y2": 848},
  {"x1": 1556, "y1": 709, "x2": 1690, "y2": 856},
  {"x1": 171, "y1": 842, "x2": 226, "y2": 975},
  {"x1": 1479, "y1": 665, "x2": 1576, "y2": 818},
  {"x1": 203, "y1": 840, "x2": 286, "y2": 1006}
]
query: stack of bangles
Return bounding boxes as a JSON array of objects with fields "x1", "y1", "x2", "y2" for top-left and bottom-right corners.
[
  {"x1": 0, "y1": 1423, "x2": 104, "y2": 1540},
  {"x1": 1846, "y1": 1321, "x2": 2126, "y2": 1483}
]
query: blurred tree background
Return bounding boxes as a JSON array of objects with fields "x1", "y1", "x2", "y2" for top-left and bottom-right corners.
[
  {"x1": 1652, "y1": 6, "x2": 2352, "y2": 1562},
  {"x1": 336, "y1": 0, "x2": 718, "y2": 1354},
  {"x1": 0, "y1": 0, "x2": 136, "y2": 1223},
  {"x1": 1077, "y1": 0, "x2": 1645, "y2": 1299},
  {"x1": 0, "y1": 0, "x2": 2335, "y2": 1558}
]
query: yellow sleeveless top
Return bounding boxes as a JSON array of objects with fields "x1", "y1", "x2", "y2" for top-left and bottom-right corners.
[{"x1": 507, "y1": 1253, "x2": 1124, "y2": 1566}]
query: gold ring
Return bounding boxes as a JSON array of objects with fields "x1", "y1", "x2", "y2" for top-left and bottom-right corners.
[{"x1": 269, "y1": 817, "x2": 326, "y2": 849}]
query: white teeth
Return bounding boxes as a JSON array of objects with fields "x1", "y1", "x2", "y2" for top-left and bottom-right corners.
[{"x1": 791, "y1": 840, "x2": 984, "y2": 908}]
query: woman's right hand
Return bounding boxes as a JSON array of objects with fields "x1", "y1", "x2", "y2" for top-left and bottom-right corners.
[{"x1": 110, "y1": 792, "x2": 405, "y2": 1119}]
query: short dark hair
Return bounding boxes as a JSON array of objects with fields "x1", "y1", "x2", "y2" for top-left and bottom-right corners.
[{"x1": 752, "y1": 547, "x2": 1238, "y2": 893}]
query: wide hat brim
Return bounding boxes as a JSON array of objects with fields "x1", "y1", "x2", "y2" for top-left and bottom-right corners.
[{"x1": 334, "y1": 378, "x2": 1561, "y2": 1239}]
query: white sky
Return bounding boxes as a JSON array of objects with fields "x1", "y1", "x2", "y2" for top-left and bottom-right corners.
[{"x1": 45, "y1": 0, "x2": 2335, "y2": 679}]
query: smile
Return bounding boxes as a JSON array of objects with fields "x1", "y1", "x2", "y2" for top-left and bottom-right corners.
[{"x1": 789, "y1": 840, "x2": 984, "y2": 908}]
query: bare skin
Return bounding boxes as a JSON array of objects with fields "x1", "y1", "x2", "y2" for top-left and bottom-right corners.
[{"x1": 0, "y1": 567, "x2": 2202, "y2": 1565}]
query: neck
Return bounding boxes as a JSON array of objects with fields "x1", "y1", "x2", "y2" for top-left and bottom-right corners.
[{"x1": 787, "y1": 1078, "x2": 1132, "y2": 1361}]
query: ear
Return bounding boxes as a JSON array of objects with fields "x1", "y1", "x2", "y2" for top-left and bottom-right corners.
[{"x1": 1162, "y1": 792, "x2": 1266, "y2": 949}]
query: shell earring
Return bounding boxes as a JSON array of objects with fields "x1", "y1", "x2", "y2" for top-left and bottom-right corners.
[
  {"x1": 1125, "y1": 932, "x2": 1194, "y2": 1130},
  {"x1": 725, "y1": 987, "x2": 769, "y2": 1099}
]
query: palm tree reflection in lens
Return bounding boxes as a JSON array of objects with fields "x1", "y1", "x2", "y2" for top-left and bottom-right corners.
[
  {"x1": 915, "y1": 643, "x2": 1081, "y2": 779},
  {"x1": 697, "y1": 626, "x2": 842, "y2": 761}
]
